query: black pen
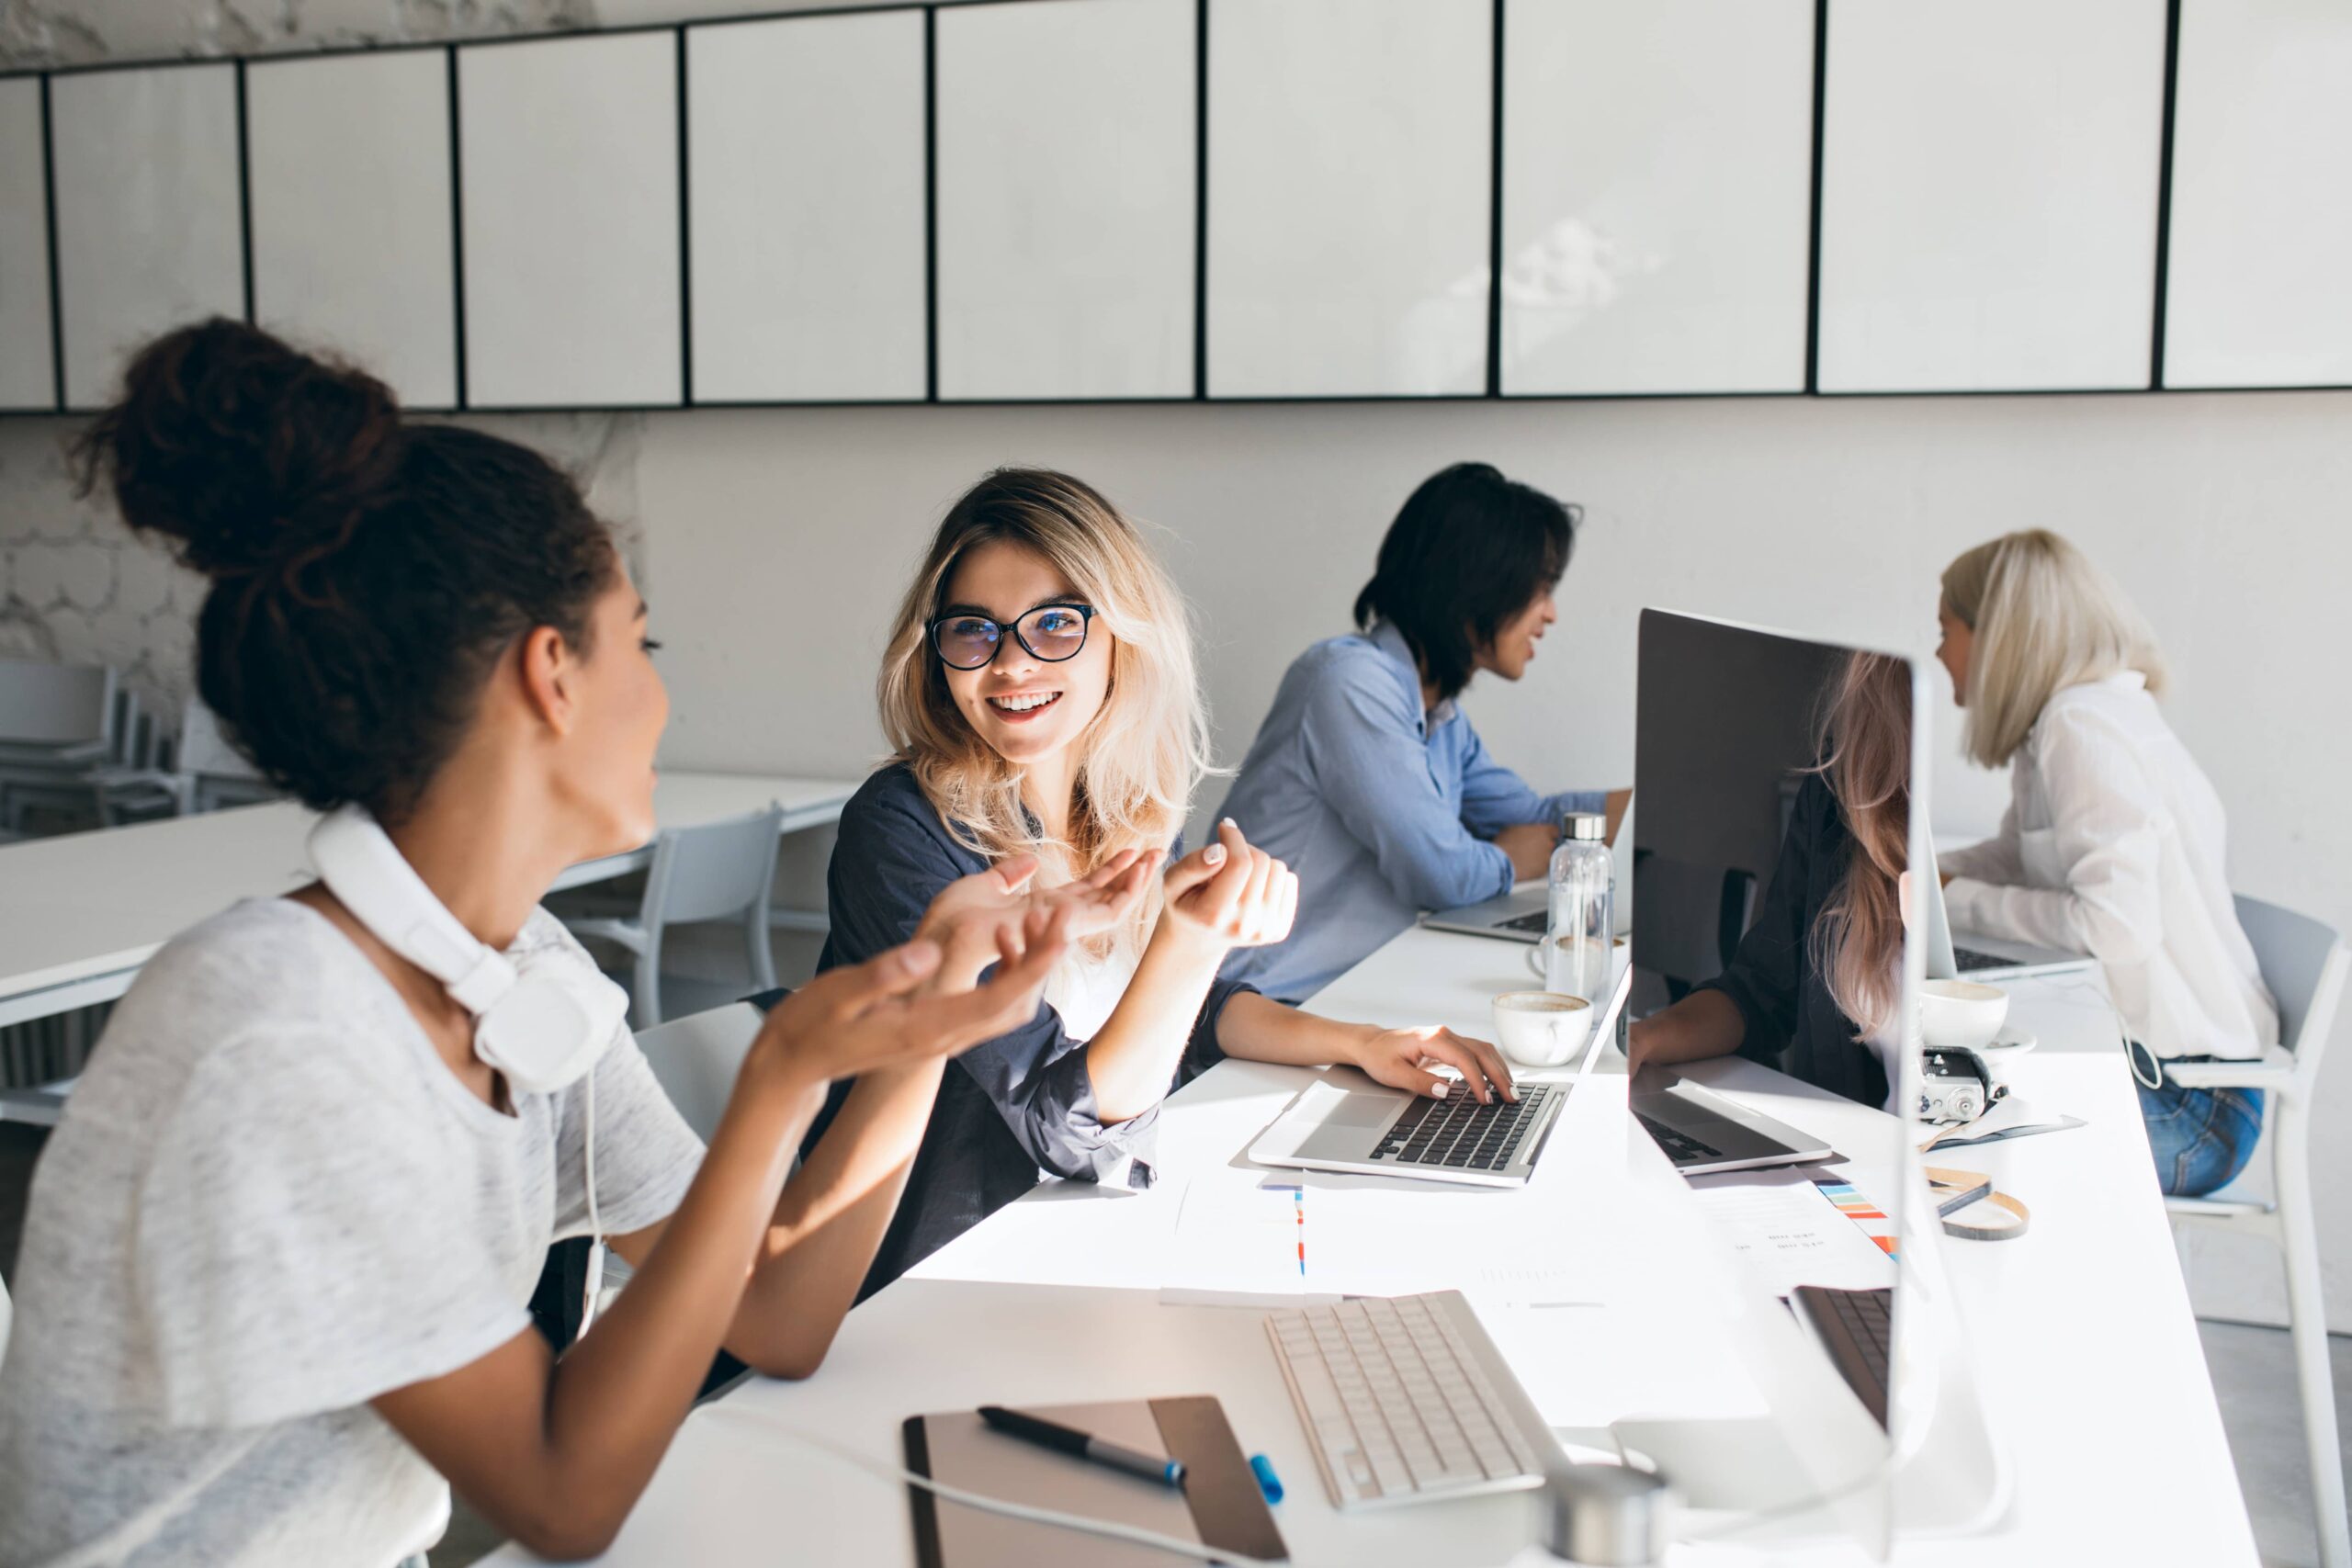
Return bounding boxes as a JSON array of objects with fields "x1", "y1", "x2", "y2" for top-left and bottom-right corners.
[{"x1": 977, "y1": 1405, "x2": 1186, "y2": 1488}]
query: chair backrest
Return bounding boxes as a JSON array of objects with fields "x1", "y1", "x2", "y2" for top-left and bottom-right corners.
[
  {"x1": 1631, "y1": 851, "x2": 1758, "y2": 994},
  {"x1": 0, "y1": 660, "x2": 115, "y2": 748},
  {"x1": 2233, "y1": 892, "x2": 2349, "y2": 1070},
  {"x1": 641, "y1": 806, "x2": 786, "y2": 927},
  {"x1": 175, "y1": 696, "x2": 263, "y2": 781},
  {"x1": 633, "y1": 1002, "x2": 764, "y2": 1143}
]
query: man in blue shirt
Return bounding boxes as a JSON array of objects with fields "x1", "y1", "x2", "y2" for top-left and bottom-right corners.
[{"x1": 1218, "y1": 463, "x2": 1626, "y2": 1002}]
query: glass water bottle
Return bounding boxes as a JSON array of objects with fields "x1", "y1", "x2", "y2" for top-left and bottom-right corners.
[{"x1": 1545, "y1": 812, "x2": 1615, "y2": 1004}]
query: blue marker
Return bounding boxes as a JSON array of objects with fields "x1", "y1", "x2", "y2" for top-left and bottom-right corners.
[{"x1": 1250, "y1": 1453, "x2": 1285, "y2": 1505}]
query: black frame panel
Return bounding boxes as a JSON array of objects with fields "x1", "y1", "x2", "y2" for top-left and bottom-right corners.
[{"x1": 0, "y1": 0, "x2": 2344, "y2": 421}]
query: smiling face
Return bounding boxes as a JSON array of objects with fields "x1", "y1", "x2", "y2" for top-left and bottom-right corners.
[
  {"x1": 1476, "y1": 581, "x2": 1559, "y2": 682},
  {"x1": 1936, "y1": 601, "x2": 1975, "y2": 707},
  {"x1": 934, "y1": 538, "x2": 1113, "y2": 770}
]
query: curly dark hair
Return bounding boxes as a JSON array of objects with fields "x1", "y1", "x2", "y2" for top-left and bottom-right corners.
[
  {"x1": 74, "y1": 318, "x2": 617, "y2": 823},
  {"x1": 1352, "y1": 462, "x2": 1577, "y2": 703}
]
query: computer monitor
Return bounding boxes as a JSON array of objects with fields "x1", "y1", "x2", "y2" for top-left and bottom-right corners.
[
  {"x1": 1613, "y1": 610, "x2": 2007, "y2": 1556},
  {"x1": 1629, "y1": 610, "x2": 1844, "y2": 999}
]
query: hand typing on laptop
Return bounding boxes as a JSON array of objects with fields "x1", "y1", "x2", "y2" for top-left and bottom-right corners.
[{"x1": 1348, "y1": 1024, "x2": 1517, "y2": 1104}]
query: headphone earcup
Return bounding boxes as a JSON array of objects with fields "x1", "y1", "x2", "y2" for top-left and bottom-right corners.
[{"x1": 475, "y1": 958, "x2": 628, "y2": 1096}]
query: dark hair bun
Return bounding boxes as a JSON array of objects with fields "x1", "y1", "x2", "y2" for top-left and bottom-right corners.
[
  {"x1": 76, "y1": 316, "x2": 401, "y2": 579},
  {"x1": 73, "y1": 317, "x2": 616, "y2": 824}
]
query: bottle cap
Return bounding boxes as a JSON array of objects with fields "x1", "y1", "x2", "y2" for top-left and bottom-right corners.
[{"x1": 1564, "y1": 812, "x2": 1607, "y2": 841}]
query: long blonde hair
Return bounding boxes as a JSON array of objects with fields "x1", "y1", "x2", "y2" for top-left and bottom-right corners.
[
  {"x1": 1811, "y1": 652, "x2": 1911, "y2": 1040},
  {"x1": 1940, "y1": 529, "x2": 2166, "y2": 768},
  {"x1": 878, "y1": 469, "x2": 1213, "y2": 937}
]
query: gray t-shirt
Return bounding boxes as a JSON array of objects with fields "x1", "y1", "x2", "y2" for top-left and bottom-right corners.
[{"x1": 0, "y1": 898, "x2": 705, "y2": 1568}]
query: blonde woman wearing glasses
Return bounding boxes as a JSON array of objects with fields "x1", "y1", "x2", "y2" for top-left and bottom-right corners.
[
  {"x1": 1935, "y1": 529, "x2": 2277, "y2": 1195},
  {"x1": 804, "y1": 469, "x2": 1516, "y2": 1292}
]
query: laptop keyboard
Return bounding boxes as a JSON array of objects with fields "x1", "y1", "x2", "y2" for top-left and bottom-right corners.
[
  {"x1": 1952, "y1": 945, "x2": 2010, "y2": 973},
  {"x1": 1633, "y1": 1111, "x2": 1723, "y2": 1165},
  {"x1": 1371, "y1": 1085, "x2": 1556, "y2": 1173},
  {"x1": 1792, "y1": 1285, "x2": 1893, "y2": 1428},
  {"x1": 1495, "y1": 909, "x2": 1549, "y2": 935}
]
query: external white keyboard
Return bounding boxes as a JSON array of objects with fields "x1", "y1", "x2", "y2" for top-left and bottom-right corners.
[{"x1": 1264, "y1": 1291, "x2": 1560, "y2": 1508}]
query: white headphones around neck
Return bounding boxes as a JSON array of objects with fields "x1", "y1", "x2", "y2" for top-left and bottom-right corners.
[{"x1": 307, "y1": 804, "x2": 625, "y2": 1096}]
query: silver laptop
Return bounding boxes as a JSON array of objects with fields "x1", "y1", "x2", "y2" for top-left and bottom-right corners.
[
  {"x1": 1628, "y1": 1068, "x2": 1835, "y2": 1176},
  {"x1": 1923, "y1": 851, "x2": 2095, "y2": 982},
  {"x1": 1420, "y1": 881, "x2": 1549, "y2": 943},
  {"x1": 1248, "y1": 965, "x2": 1631, "y2": 1187}
]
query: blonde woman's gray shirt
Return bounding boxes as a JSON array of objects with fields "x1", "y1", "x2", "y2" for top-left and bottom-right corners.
[{"x1": 0, "y1": 898, "x2": 704, "y2": 1568}]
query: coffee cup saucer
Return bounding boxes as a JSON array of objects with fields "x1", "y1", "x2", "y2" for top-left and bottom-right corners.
[{"x1": 1975, "y1": 1030, "x2": 2038, "y2": 1055}]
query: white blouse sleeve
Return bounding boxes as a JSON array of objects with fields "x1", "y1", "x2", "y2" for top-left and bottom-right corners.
[
  {"x1": 1943, "y1": 707, "x2": 2166, "y2": 965},
  {"x1": 1937, "y1": 798, "x2": 2025, "y2": 886}
]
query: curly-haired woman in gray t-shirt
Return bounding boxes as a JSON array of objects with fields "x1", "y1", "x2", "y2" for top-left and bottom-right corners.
[{"x1": 0, "y1": 321, "x2": 1152, "y2": 1568}]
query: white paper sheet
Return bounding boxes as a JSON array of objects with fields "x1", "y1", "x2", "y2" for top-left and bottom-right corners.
[
  {"x1": 1683, "y1": 1171, "x2": 1898, "y2": 1300},
  {"x1": 1158, "y1": 1174, "x2": 1613, "y2": 1308}
]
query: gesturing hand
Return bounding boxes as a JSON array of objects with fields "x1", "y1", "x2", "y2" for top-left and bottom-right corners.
[
  {"x1": 748, "y1": 905, "x2": 1072, "y2": 1089},
  {"x1": 1349, "y1": 1024, "x2": 1518, "y2": 1104},
  {"x1": 916, "y1": 850, "x2": 1159, "y2": 993},
  {"x1": 1159, "y1": 818, "x2": 1298, "y2": 953}
]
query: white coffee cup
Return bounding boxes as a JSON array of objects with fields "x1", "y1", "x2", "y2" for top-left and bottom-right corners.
[
  {"x1": 1525, "y1": 933, "x2": 1627, "y2": 993},
  {"x1": 1918, "y1": 978, "x2": 2009, "y2": 1050},
  {"x1": 1492, "y1": 990, "x2": 1594, "y2": 1068}
]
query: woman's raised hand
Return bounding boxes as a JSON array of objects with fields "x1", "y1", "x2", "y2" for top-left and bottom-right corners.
[
  {"x1": 914, "y1": 850, "x2": 1160, "y2": 991},
  {"x1": 747, "y1": 904, "x2": 1071, "y2": 1088},
  {"x1": 1159, "y1": 818, "x2": 1298, "y2": 953}
]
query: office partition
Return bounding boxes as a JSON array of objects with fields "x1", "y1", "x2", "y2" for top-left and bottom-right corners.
[
  {"x1": 1499, "y1": 0, "x2": 1814, "y2": 396},
  {"x1": 935, "y1": 0, "x2": 1195, "y2": 401},
  {"x1": 1205, "y1": 0, "x2": 1492, "y2": 398},
  {"x1": 458, "y1": 32, "x2": 682, "y2": 409},
  {"x1": 2163, "y1": 0, "x2": 2352, "y2": 389},
  {"x1": 686, "y1": 11, "x2": 927, "y2": 403},
  {"x1": 0, "y1": 77, "x2": 54, "y2": 410},
  {"x1": 246, "y1": 49, "x2": 458, "y2": 410},
  {"x1": 1815, "y1": 0, "x2": 2169, "y2": 393},
  {"x1": 6, "y1": 0, "x2": 2350, "y2": 415},
  {"x1": 49, "y1": 64, "x2": 244, "y2": 411}
]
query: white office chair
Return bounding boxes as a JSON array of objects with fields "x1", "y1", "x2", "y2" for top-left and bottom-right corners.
[
  {"x1": 633, "y1": 1002, "x2": 766, "y2": 1145},
  {"x1": 1, "y1": 1262, "x2": 13, "y2": 1370},
  {"x1": 594, "y1": 1003, "x2": 772, "y2": 1314},
  {"x1": 559, "y1": 807, "x2": 784, "y2": 1030},
  {"x1": 2166, "y1": 893, "x2": 2348, "y2": 1568},
  {"x1": 174, "y1": 697, "x2": 276, "y2": 813},
  {"x1": 0, "y1": 660, "x2": 122, "y2": 832}
]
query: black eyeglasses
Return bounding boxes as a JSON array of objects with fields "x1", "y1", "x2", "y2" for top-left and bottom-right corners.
[{"x1": 928, "y1": 603, "x2": 1098, "y2": 671}]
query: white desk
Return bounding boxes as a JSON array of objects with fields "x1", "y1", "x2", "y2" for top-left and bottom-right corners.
[
  {"x1": 492, "y1": 927, "x2": 2256, "y2": 1567},
  {"x1": 0, "y1": 771, "x2": 856, "y2": 1029}
]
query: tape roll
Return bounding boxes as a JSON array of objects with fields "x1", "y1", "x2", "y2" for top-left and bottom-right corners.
[{"x1": 1924, "y1": 1165, "x2": 2031, "y2": 1241}]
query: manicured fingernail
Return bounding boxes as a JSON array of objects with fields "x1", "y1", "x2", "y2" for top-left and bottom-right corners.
[
  {"x1": 1204, "y1": 844, "x2": 1227, "y2": 865},
  {"x1": 899, "y1": 941, "x2": 940, "y2": 975},
  {"x1": 1430, "y1": 1081, "x2": 1450, "y2": 1100}
]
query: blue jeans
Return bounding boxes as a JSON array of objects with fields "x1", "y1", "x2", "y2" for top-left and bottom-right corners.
[{"x1": 2132, "y1": 1046, "x2": 2265, "y2": 1197}]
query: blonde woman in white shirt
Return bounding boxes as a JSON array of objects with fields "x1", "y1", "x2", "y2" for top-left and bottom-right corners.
[{"x1": 1934, "y1": 529, "x2": 2278, "y2": 1195}]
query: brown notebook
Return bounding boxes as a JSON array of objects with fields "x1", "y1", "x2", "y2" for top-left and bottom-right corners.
[{"x1": 903, "y1": 1395, "x2": 1287, "y2": 1566}]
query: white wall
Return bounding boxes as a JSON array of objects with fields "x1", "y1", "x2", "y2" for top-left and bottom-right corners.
[{"x1": 5, "y1": 0, "x2": 2348, "y2": 1333}]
